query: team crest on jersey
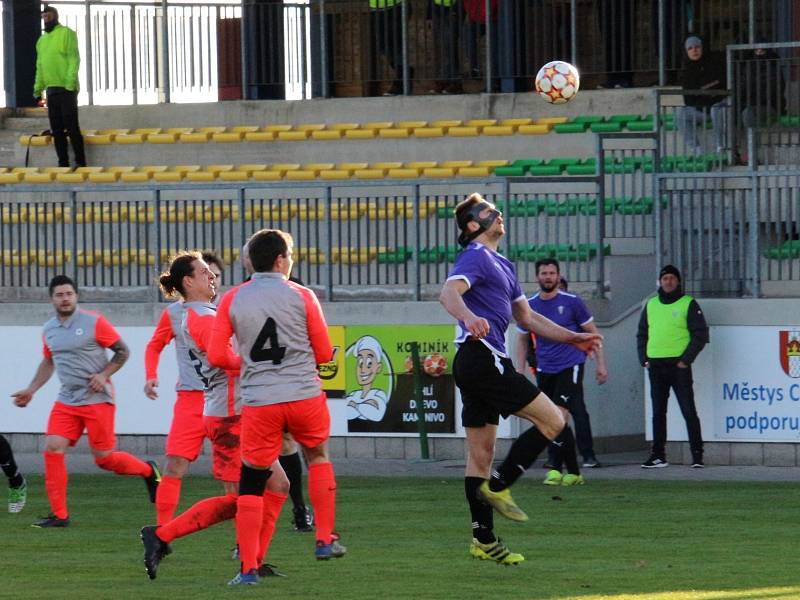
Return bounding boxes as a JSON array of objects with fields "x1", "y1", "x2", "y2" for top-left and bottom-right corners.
[
  {"x1": 779, "y1": 330, "x2": 800, "y2": 378},
  {"x1": 75, "y1": 328, "x2": 84, "y2": 336},
  {"x1": 558, "y1": 305, "x2": 565, "y2": 315}
]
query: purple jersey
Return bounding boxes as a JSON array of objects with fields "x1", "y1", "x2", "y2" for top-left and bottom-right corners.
[
  {"x1": 446, "y1": 242, "x2": 525, "y2": 356},
  {"x1": 520, "y1": 291, "x2": 593, "y2": 373}
]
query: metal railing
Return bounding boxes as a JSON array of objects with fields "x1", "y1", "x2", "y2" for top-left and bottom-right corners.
[{"x1": 1, "y1": 0, "x2": 790, "y2": 105}]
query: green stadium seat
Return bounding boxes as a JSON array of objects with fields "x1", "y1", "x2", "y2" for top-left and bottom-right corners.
[
  {"x1": 553, "y1": 121, "x2": 589, "y2": 133},
  {"x1": 590, "y1": 121, "x2": 623, "y2": 133},
  {"x1": 377, "y1": 247, "x2": 413, "y2": 264}
]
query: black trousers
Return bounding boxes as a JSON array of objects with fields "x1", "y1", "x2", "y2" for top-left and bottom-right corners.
[
  {"x1": 47, "y1": 90, "x2": 86, "y2": 168},
  {"x1": 648, "y1": 361, "x2": 703, "y2": 458},
  {"x1": 538, "y1": 364, "x2": 595, "y2": 464}
]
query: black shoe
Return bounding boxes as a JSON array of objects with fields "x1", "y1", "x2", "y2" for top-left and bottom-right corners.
[
  {"x1": 32, "y1": 514, "x2": 70, "y2": 528},
  {"x1": 293, "y1": 506, "x2": 313, "y2": 532},
  {"x1": 257, "y1": 563, "x2": 286, "y2": 578},
  {"x1": 542, "y1": 462, "x2": 555, "y2": 470},
  {"x1": 143, "y1": 461, "x2": 161, "y2": 503},
  {"x1": 641, "y1": 456, "x2": 669, "y2": 469},
  {"x1": 691, "y1": 455, "x2": 704, "y2": 468},
  {"x1": 141, "y1": 525, "x2": 168, "y2": 580},
  {"x1": 582, "y1": 456, "x2": 601, "y2": 468}
]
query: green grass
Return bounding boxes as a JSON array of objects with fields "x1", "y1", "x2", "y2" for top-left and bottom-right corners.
[{"x1": 3, "y1": 475, "x2": 799, "y2": 600}]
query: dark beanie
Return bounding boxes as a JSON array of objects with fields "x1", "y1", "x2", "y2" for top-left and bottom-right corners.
[{"x1": 659, "y1": 265, "x2": 681, "y2": 281}]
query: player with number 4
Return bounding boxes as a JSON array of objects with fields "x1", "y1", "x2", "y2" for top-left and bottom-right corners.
[{"x1": 209, "y1": 229, "x2": 344, "y2": 586}]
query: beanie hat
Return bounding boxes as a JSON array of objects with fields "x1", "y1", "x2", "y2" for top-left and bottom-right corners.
[
  {"x1": 685, "y1": 36, "x2": 702, "y2": 50},
  {"x1": 659, "y1": 265, "x2": 682, "y2": 281}
]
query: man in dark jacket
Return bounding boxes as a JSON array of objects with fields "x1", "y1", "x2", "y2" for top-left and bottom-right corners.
[
  {"x1": 738, "y1": 47, "x2": 785, "y2": 129},
  {"x1": 677, "y1": 35, "x2": 728, "y2": 155},
  {"x1": 637, "y1": 265, "x2": 709, "y2": 469}
]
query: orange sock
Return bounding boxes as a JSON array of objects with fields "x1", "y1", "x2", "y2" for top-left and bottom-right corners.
[
  {"x1": 156, "y1": 476, "x2": 182, "y2": 525},
  {"x1": 257, "y1": 491, "x2": 287, "y2": 564},
  {"x1": 236, "y1": 494, "x2": 263, "y2": 573},
  {"x1": 158, "y1": 493, "x2": 237, "y2": 543},
  {"x1": 43, "y1": 451, "x2": 68, "y2": 519},
  {"x1": 94, "y1": 451, "x2": 151, "y2": 477},
  {"x1": 308, "y1": 462, "x2": 336, "y2": 544}
]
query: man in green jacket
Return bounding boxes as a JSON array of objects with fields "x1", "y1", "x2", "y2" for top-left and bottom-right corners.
[
  {"x1": 34, "y1": 6, "x2": 86, "y2": 168},
  {"x1": 637, "y1": 265, "x2": 709, "y2": 469}
]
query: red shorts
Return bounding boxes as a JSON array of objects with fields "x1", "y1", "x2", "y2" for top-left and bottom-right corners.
[
  {"x1": 47, "y1": 401, "x2": 116, "y2": 451},
  {"x1": 204, "y1": 415, "x2": 241, "y2": 482},
  {"x1": 241, "y1": 393, "x2": 330, "y2": 467},
  {"x1": 165, "y1": 390, "x2": 206, "y2": 461}
]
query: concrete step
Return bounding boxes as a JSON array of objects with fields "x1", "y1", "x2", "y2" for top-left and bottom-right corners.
[{"x1": 3, "y1": 116, "x2": 50, "y2": 131}]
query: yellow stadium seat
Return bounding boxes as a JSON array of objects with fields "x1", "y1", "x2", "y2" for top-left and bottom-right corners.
[
  {"x1": 330, "y1": 203, "x2": 368, "y2": 220},
  {"x1": 297, "y1": 204, "x2": 325, "y2": 220},
  {"x1": 244, "y1": 204, "x2": 296, "y2": 221},
  {"x1": 120, "y1": 172, "x2": 151, "y2": 183},
  {"x1": 19, "y1": 134, "x2": 51, "y2": 146},
  {"x1": 477, "y1": 159, "x2": 510, "y2": 169},
  {"x1": 195, "y1": 205, "x2": 240, "y2": 222},
  {"x1": 43, "y1": 167, "x2": 72, "y2": 174},
  {"x1": 75, "y1": 166, "x2": 105, "y2": 174},
  {"x1": 140, "y1": 165, "x2": 168, "y2": 174},
  {"x1": 447, "y1": 126, "x2": 479, "y2": 137},
  {"x1": 230, "y1": 126, "x2": 259, "y2": 134},
  {"x1": 76, "y1": 249, "x2": 100, "y2": 267},
  {"x1": 332, "y1": 248, "x2": 375, "y2": 265},
  {"x1": 364, "y1": 121, "x2": 393, "y2": 131},
  {"x1": 1, "y1": 250, "x2": 31, "y2": 266},
  {"x1": 34, "y1": 250, "x2": 72, "y2": 266},
  {"x1": 295, "y1": 124, "x2": 326, "y2": 133},
  {"x1": 367, "y1": 201, "x2": 414, "y2": 219},
  {"x1": 56, "y1": 172, "x2": 87, "y2": 183},
  {"x1": 148, "y1": 133, "x2": 178, "y2": 143},
  {"x1": 252, "y1": 171, "x2": 282, "y2": 182},
  {"x1": 458, "y1": 166, "x2": 491, "y2": 177},
  {"x1": 107, "y1": 166, "x2": 136, "y2": 174},
  {"x1": 319, "y1": 169, "x2": 350, "y2": 180},
  {"x1": 388, "y1": 168, "x2": 420, "y2": 179},
  {"x1": 500, "y1": 118, "x2": 533, "y2": 127},
  {"x1": 423, "y1": 167, "x2": 456, "y2": 178},
  {"x1": 76, "y1": 206, "x2": 129, "y2": 223},
  {"x1": 296, "y1": 247, "x2": 325, "y2": 264},
  {"x1": 152, "y1": 171, "x2": 184, "y2": 182},
  {"x1": 218, "y1": 248, "x2": 241, "y2": 264},
  {"x1": 166, "y1": 127, "x2": 194, "y2": 135},
  {"x1": 134, "y1": 128, "x2": 162, "y2": 135},
  {"x1": 518, "y1": 124, "x2": 551, "y2": 135},
  {"x1": 285, "y1": 170, "x2": 316, "y2": 181},
  {"x1": 159, "y1": 248, "x2": 182, "y2": 262},
  {"x1": 87, "y1": 172, "x2": 120, "y2": 183},
  {"x1": 185, "y1": 171, "x2": 215, "y2": 182},
  {"x1": 98, "y1": 128, "x2": 130, "y2": 136},
  {"x1": 12, "y1": 167, "x2": 40, "y2": 174},
  {"x1": 179, "y1": 132, "x2": 212, "y2": 143},
  {"x1": 328, "y1": 123, "x2": 360, "y2": 131},
  {"x1": 405, "y1": 161, "x2": 437, "y2": 169},
  {"x1": 536, "y1": 117, "x2": 568, "y2": 125},
  {"x1": 441, "y1": 160, "x2": 473, "y2": 168},
  {"x1": 337, "y1": 162, "x2": 369, "y2": 174},
  {"x1": 127, "y1": 207, "x2": 155, "y2": 222},
  {"x1": 244, "y1": 131, "x2": 276, "y2": 142},
  {"x1": 311, "y1": 130, "x2": 343, "y2": 140},
  {"x1": 270, "y1": 163, "x2": 301, "y2": 175},
  {"x1": 414, "y1": 127, "x2": 444, "y2": 138},
  {"x1": 0, "y1": 167, "x2": 9, "y2": 173},
  {"x1": 170, "y1": 165, "x2": 202, "y2": 174},
  {"x1": 23, "y1": 172, "x2": 55, "y2": 183},
  {"x1": 302, "y1": 163, "x2": 335, "y2": 174},
  {"x1": 0, "y1": 207, "x2": 28, "y2": 223},
  {"x1": 131, "y1": 249, "x2": 156, "y2": 266},
  {"x1": 218, "y1": 171, "x2": 251, "y2": 182},
  {"x1": 84, "y1": 134, "x2": 113, "y2": 145},
  {"x1": 483, "y1": 125, "x2": 514, "y2": 136},
  {"x1": 466, "y1": 119, "x2": 498, "y2": 128},
  {"x1": 397, "y1": 120, "x2": 427, "y2": 129},
  {"x1": 211, "y1": 132, "x2": 243, "y2": 143},
  {"x1": 263, "y1": 124, "x2": 292, "y2": 133},
  {"x1": 431, "y1": 119, "x2": 463, "y2": 129},
  {"x1": 354, "y1": 169, "x2": 385, "y2": 179},
  {"x1": 206, "y1": 164, "x2": 235, "y2": 175},
  {"x1": 198, "y1": 127, "x2": 226, "y2": 134},
  {"x1": 100, "y1": 250, "x2": 131, "y2": 266},
  {"x1": 344, "y1": 129, "x2": 375, "y2": 140},
  {"x1": 29, "y1": 206, "x2": 70, "y2": 223},
  {"x1": 278, "y1": 130, "x2": 310, "y2": 141},
  {"x1": 379, "y1": 128, "x2": 410, "y2": 139},
  {"x1": 0, "y1": 173, "x2": 23, "y2": 184},
  {"x1": 115, "y1": 133, "x2": 147, "y2": 144},
  {"x1": 372, "y1": 162, "x2": 403, "y2": 170},
  {"x1": 236, "y1": 164, "x2": 268, "y2": 173},
  {"x1": 159, "y1": 206, "x2": 194, "y2": 222}
]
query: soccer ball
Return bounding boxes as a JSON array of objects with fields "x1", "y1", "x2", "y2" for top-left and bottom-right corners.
[
  {"x1": 534, "y1": 61, "x2": 580, "y2": 104},
  {"x1": 423, "y1": 353, "x2": 447, "y2": 377}
]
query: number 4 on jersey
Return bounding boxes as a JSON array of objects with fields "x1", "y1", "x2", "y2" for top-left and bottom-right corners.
[{"x1": 250, "y1": 317, "x2": 286, "y2": 364}]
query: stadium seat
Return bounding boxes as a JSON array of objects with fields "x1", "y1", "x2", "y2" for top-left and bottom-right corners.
[
  {"x1": 88, "y1": 172, "x2": 120, "y2": 183},
  {"x1": 337, "y1": 162, "x2": 369, "y2": 174},
  {"x1": 44, "y1": 167, "x2": 77, "y2": 175},
  {"x1": 236, "y1": 164, "x2": 268, "y2": 173},
  {"x1": 344, "y1": 128, "x2": 376, "y2": 140},
  {"x1": 29, "y1": 206, "x2": 70, "y2": 223},
  {"x1": 397, "y1": 120, "x2": 427, "y2": 129},
  {"x1": 179, "y1": 132, "x2": 212, "y2": 143},
  {"x1": 354, "y1": 169, "x2": 386, "y2": 179},
  {"x1": 84, "y1": 133, "x2": 114, "y2": 145},
  {"x1": 19, "y1": 134, "x2": 51, "y2": 146},
  {"x1": 413, "y1": 127, "x2": 444, "y2": 138},
  {"x1": 244, "y1": 130, "x2": 276, "y2": 142},
  {"x1": 194, "y1": 205, "x2": 240, "y2": 222},
  {"x1": 377, "y1": 247, "x2": 413, "y2": 264},
  {"x1": 297, "y1": 203, "x2": 325, "y2": 220},
  {"x1": 458, "y1": 166, "x2": 491, "y2": 177},
  {"x1": 264, "y1": 125, "x2": 293, "y2": 133},
  {"x1": 0, "y1": 208, "x2": 28, "y2": 224},
  {"x1": 379, "y1": 127, "x2": 410, "y2": 139},
  {"x1": 536, "y1": 117, "x2": 569, "y2": 125},
  {"x1": 278, "y1": 130, "x2": 310, "y2": 141},
  {"x1": 295, "y1": 247, "x2": 325, "y2": 263},
  {"x1": 319, "y1": 169, "x2": 350, "y2": 180},
  {"x1": 423, "y1": 167, "x2": 456, "y2": 178},
  {"x1": 218, "y1": 170, "x2": 251, "y2": 181},
  {"x1": 76, "y1": 249, "x2": 100, "y2": 267},
  {"x1": 367, "y1": 201, "x2": 414, "y2": 219},
  {"x1": 312, "y1": 129, "x2": 344, "y2": 140},
  {"x1": 185, "y1": 171, "x2": 216, "y2": 182},
  {"x1": 285, "y1": 170, "x2": 317, "y2": 180},
  {"x1": 500, "y1": 118, "x2": 533, "y2": 128},
  {"x1": 148, "y1": 132, "x2": 178, "y2": 143},
  {"x1": 330, "y1": 203, "x2": 369, "y2": 220},
  {"x1": 252, "y1": 171, "x2": 282, "y2": 181},
  {"x1": 405, "y1": 161, "x2": 437, "y2": 170},
  {"x1": 388, "y1": 168, "x2": 420, "y2": 179},
  {"x1": 431, "y1": 119, "x2": 462, "y2": 130},
  {"x1": 518, "y1": 123, "x2": 551, "y2": 135},
  {"x1": 441, "y1": 160, "x2": 473, "y2": 169},
  {"x1": 466, "y1": 119, "x2": 497, "y2": 129},
  {"x1": 1, "y1": 250, "x2": 31, "y2": 266},
  {"x1": 211, "y1": 131, "x2": 244, "y2": 143},
  {"x1": 205, "y1": 164, "x2": 235, "y2": 175},
  {"x1": 270, "y1": 163, "x2": 301, "y2": 175},
  {"x1": 302, "y1": 163, "x2": 336, "y2": 174},
  {"x1": 120, "y1": 171, "x2": 151, "y2": 183},
  {"x1": 23, "y1": 172, "x2": 55, "y2": 183},
  {"x1": 483, "y1": 125, "x2": 514, "y2": 136}
]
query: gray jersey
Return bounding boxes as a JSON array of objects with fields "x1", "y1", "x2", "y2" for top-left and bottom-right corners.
[
  {"x1": 182, "y1": 301, "x2": 240, "y2": 417},
  {"x1": 213, "y1": 272, "x2": 332, "y2": 407},
  {"x1": 145, "y1": 302, "x2": 206, "y2": 392},
  {"x1": 43, "y1": 309, "x2": 120, "y2": 406}
]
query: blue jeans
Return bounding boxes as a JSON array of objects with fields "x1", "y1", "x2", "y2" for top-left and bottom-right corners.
[{"x1": 677, "y1": 101, "x2": 728, "y2": 154}]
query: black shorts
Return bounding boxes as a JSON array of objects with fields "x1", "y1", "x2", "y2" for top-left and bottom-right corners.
[
  {"x1": 536, "y1": 364, "x2": 584, "y2": 409},
  {"x1": 453, "y1": 340, "x2": 541, "y2": 428}
]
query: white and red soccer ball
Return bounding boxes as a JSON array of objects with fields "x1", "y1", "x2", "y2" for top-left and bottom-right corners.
[
  {"x1": 535, "y1": 61, "x2": 580, "y2": 104},
  {"x1": 422, "y1": 353, "x2": 447, "y2": 377}
]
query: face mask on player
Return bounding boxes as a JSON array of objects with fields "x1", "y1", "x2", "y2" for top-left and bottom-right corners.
[{"x1": 457, "y1": 202, "x2": 500, "y2": 247}]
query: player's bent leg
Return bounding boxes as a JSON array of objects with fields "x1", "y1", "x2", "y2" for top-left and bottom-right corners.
[
  {"x1": 156, "y1": 456, "x2": 189, "y2": 525},
  {"x1": 235, "y1": 463, "x2": 272, "y2": 579},
  {"x1": 93, "y1": 449, "x2": 160, "y2": 503},
  {"x1": 257, "y1": 460, "x2": 289, "y2": 570},
  {"x1": 1, "y1": 434, "x2": 27, "y2": 514}
]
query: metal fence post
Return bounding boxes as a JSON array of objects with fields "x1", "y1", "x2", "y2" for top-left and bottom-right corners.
[
  {"x1": 413, "y1": 183, "x2": 420, "y2": 301},
  {"x1": 410, "y1": 341, "x2": 430, "y2": 460},
  {"x1": 71, "y1": 191, "x2": 79, "y2": 283},
  {"x1": 320, "y1": 0, "x2": 329, "y2": 98},
  {"x1": 748, "y1": 0, "x2": 755, "y2": 44},
  {"x1": 160, "y1": 0, "x2": 171, "y2": 103},
  {"x1": 401, "y1": 0, "x2": 409, "y2": 95},
  {"x1": 747, "y1": 128, "x2": 760, "y2": 297},
  {"x1": 130, "y1": 7, "x2": 138, "y2": 105},
  {"x1": 84, "y1": 0, "x2": 94, "y2": 105},
  {"x1": 570, "y1": 0, "x2": 577, "y2": 67},
  {"x1": 325, "y1": 185, "x2": 333, "y2": 300},
  {"x1": 595, "y1": 136, "x2": 605, "y2": 298},
  {"x1": 658, "y1": 0, "x2": 665, "y2": 86},
  {"x1": 154, "y1": 188, "x2": 163, "y2": 302},
  {"x1": 485, "y1": 0, "x2": 492, "y2": 93},
  {"x1": 239, "y1": 2, "x2": 247, "y2": 100}
]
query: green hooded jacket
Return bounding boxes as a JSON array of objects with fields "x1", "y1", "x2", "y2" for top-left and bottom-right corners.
[{"x1": 33, "y1": 24, "x2": 80, "y2": 99}]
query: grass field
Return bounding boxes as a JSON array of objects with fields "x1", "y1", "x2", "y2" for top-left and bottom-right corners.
[{"x1": 2, "y1": 473, "x2": 799, "y2": 600}]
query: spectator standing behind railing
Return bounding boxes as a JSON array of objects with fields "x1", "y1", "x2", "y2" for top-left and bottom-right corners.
[
  {"x1": 33, "y1": 6, "x2": 86, "y2": 169},
  {"x1": 463, "y1": 0, "x2": 498, "y2": 91},
  {"x1": 677, "y1": 35, "x2": 728, "y2": 155},
  {"x1": 429, "y1": 0, "x2": 463, "y2": 94},
  {"x1": 369, "y1": 0, "x2": 405, "y2": 96},
  {"x1": 738, "y1": 47, "x2": 785, "y2": 129}
]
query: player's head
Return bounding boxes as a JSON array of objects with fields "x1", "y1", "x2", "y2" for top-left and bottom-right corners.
[
  {"x1": 240, "y1": 242, "x2": 254, "y2": 275},
  {"x1": 352, "y1": 336, "x2": 383, "y2": 388},
  {"x1": 685, "y1": 35, "x2": 702, "y2": 61},
  {"x1": 535, "y1": 258, "x2": 561, "y2": 292},
  {"x1": 159, "y1": 251, "x2": 216, "y2": 301},
  {"x1": 454, "y1": 193, "x2": 503, "y2": 247},
  {"x1": 48, "y1": 275, "x2": 78, "y2": 317},
  {"x1": 559, "y1": 276, "x2": 569, "y2": 291},
  {"x1": 201, "y1": 251, "x2": 224, "y2": 281},
  {"x1": 659, "y1": 264, "x2": 682, "y2": 293},
  {"x1": 41, "y1": 5, "x2": 58, "y2": 25},
  {"x1": 247, "y1": 229, "x2": 294, "y2": 277}
]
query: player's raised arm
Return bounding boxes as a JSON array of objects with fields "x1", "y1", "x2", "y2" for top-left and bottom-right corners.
[{"x1": 512, "y1": 298, "x2": 602, "y2": 356}]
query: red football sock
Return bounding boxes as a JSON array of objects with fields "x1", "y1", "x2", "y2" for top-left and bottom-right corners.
[
  {"x1": 257, "y1": 491, "x2": 287, "y2": 564},
  {"x1": 155, "y1": 476, "x2": 182, "y2": 525},
  {"x1": 236, "y1": 494, "x2": 263, "y2": 573},
  {"x1": 158, "y1": 493, "x2": 237, "y2": 543},
  {"x1": 308, "y1": 462, "x2": 336, "y2": 544},
  {"x1": 43, "y1": 451, "x2": 68, "y2": 519},
  {"x1": 94, "y1": 451, "x2": 151, "y2": 477}
]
